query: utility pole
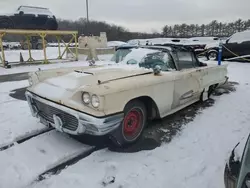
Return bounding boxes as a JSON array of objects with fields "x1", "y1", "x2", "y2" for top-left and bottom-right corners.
[{"x1": 86, "y1": 0, "x2": 89, "y2": 22}]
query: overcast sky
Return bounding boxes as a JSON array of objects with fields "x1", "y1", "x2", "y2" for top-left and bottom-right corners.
[{"x1": 0, "y1": 0, "x2": 249, "y2": 32}]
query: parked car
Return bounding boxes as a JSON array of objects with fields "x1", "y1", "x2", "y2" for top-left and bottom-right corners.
[
  {"x1": 183, "y1": 37, "x2": 219, "y2": 57},
  {"x1": 224, "y1": 134, "x2": 250, "y2": 188},
  {"x1": 25, "y1": 45, "x2": 228, "y2": 147},
  {"x1": 205, "y1": 30, "x2": 250, "y2": 61},
  {"x1": 0, "y1": 6, "x2": 58, "y2": 30}
]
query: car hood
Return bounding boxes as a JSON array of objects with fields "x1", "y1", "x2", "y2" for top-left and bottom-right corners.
[{"x1": 29, "y1": 65, "x2": 152, "y2": 100}]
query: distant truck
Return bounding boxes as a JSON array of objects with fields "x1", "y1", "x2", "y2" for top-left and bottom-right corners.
[{"x1": 0, "y1": 6, "x2": 58, "y2": 30}]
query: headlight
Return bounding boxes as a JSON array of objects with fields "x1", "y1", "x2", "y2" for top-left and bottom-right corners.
[
  {"x1": 91, "y1": 95, "x2": 100, "y2": 108},
  {"x1": 82, "y1": 92, "x2": 90, "y2": 104}
]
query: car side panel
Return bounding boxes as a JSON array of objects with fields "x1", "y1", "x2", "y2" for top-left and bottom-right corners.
[
  {"x1": 33, "y1": 15, "x2": 48, "y2": 29},
  {"x1": 222, "y1": 43, "x2": 236, "y2": 58},
  {"x1": 172, "y1": 69, "x2": 201, "y2": 109},
  {"x1": 10, "y1": 14, "x2": 36, "y2": 29},
  {"x1": 102, "y1": 74, "x2": 175, "y2": 118},
  {"x1": 201, "y1": 64, "x2": 228, "y2": 88}
]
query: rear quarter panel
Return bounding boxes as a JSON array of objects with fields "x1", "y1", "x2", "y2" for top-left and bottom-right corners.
[{"x1": 202, "y1": 63, "x2": 228, "y2": 88}]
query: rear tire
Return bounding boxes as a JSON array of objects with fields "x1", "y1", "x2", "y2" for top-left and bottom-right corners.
[{"x1": 109, "y1": 100, "x2": 147, "y2": 148}]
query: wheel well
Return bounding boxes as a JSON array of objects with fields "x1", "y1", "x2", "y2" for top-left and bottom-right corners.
[
  {"x1": 208, "y1": 49, "x2": 218, "y2": 54},
  {"x1": 127, "y1": 96, "x2": 160, "y2": 120}
]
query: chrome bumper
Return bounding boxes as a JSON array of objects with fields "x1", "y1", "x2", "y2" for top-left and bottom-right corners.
[{"x1": 25, "y1": 91, "x2": 124, "y2": 136}]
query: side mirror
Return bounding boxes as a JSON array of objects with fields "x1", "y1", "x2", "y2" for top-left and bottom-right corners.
[
  {"x1": 19, "y1": 11, "x2": 24, "y2": 15},
  {"x1": 226, "y1": 39, "x2": 230, "y2": 44},
  {"x1": 153, "y1": 65, "x2": 162, "y2": 75}
]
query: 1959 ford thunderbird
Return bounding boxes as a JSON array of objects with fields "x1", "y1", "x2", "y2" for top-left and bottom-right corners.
[{"x1": 26, "y1": 45, "x2": 228, "y2": 147}]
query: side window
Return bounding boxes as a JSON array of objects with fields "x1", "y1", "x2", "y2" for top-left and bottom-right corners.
[
  {"x1": 176, "y1": 51, "x2": 197, "y2": 70},
  {"x1": 229, "y1": 32, "x2": 250, "y2": 44}
]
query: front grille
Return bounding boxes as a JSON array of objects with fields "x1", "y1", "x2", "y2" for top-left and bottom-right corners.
[{"x1": 33, "y1": 99, "x2": 78, "y2": 131}]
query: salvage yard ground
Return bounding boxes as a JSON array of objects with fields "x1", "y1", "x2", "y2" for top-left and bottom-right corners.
[{"x1": 0, "y1": 51, "x2": 250, "y2": 187}]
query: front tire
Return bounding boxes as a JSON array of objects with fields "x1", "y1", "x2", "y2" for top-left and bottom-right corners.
[
  {"x1": 109, "y1": 100, "x2": 147, "y2": 148},
  {"x1": 207, "y1": 51, "x2": 218, "y2": 61}
]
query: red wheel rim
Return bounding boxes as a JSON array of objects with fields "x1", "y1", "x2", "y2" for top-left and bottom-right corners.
[{"x1": 123, "y1": 109, "x2": 143, "y2": 140}]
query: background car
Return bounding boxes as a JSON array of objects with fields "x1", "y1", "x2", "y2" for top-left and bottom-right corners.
[
  {"x1": 0, "y1": 6, "x2": 58, "y2": 30},
  {"x1": 205, "y1": 30, "x2": 250, "y2": 61}
]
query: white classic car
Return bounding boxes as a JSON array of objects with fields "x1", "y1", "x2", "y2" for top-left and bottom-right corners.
[{"x1": 25, "y1": 45, "x2": 228, "y2": 147}]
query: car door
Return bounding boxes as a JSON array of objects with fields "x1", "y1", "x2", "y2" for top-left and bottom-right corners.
[
  {"x1": 223, "y1": 41, "x2": 240, "y2": 59},
  {"x1": 236, "y1": 134, "x2": 250, "y2": 188},
  {"x1": 32, "y1": 14, "x2": 48, "y2": 29},
  {"x1": 13, "y1": 12, "x2": 35, "y2": 29},
  {"x1": 171, "y1": 50, "x2": 205, "y2": 109}
]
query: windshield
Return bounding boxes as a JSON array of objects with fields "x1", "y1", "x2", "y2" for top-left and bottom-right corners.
[
  {"x1": 110, "y1": 48, "x2": 161, "y2": 65},
  {"x1": 139, "y1": 51, "x2": 175, "y2": 71}
]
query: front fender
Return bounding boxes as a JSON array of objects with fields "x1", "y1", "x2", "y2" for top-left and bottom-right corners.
[{"x1": 102, "y1": 81, "x2": 175, "y2": 118}]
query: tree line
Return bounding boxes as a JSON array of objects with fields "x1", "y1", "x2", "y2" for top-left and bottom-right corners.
[
  {"x1": 162, "y1": 19, "x2": 250, "y2": 38},
  {"x1": 57, "y1": 18, "x2": 160, "y2": 42},
  {"x1": 3, "y1": 18, "x2": 250, "y2": 42}
]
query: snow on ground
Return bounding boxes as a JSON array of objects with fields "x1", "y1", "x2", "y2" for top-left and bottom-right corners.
[
  {"x1": 0, "y1": 47, "x2": 114, "y2": 75},
  {"x1": 0, "y1": 80, "x2": 48, "y2": 148},
  {"x1": 4, "y1": 47, "x2": 66, "y2": 63},
  {"x1": 30, "y1": 62, "x2": 250, "y2": 188},
  {"x1": 0, "y1": 130, "x2": 93, "y2": 188},
  {"x1": 0, "y1": 61, "x2": 91, "y2": 75},
  {"x1": 0, "y1": 60, "x2": 113, "y2": 76}
]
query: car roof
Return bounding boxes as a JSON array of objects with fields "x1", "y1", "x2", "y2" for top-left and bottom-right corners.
[
  {"x1": 17, "y1": 6, "x2": 53, "y2": 15},
  {"x1": 141, "y1": 45, "x2": 195, "y2": 53},
  {"x1": 116, "y1": 44, "x2": 139, "y2": 50},
  {"x1": 18, "y1": 6, "x2": 49, "y2": 10},
  {"x1": 116, "y1": 44, "x2": 194, "y2": 54}
]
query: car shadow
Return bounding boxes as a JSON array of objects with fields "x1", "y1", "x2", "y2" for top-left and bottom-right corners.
[{"x1": 9, "y1": 87, "x2": 27, "y2": 101}]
